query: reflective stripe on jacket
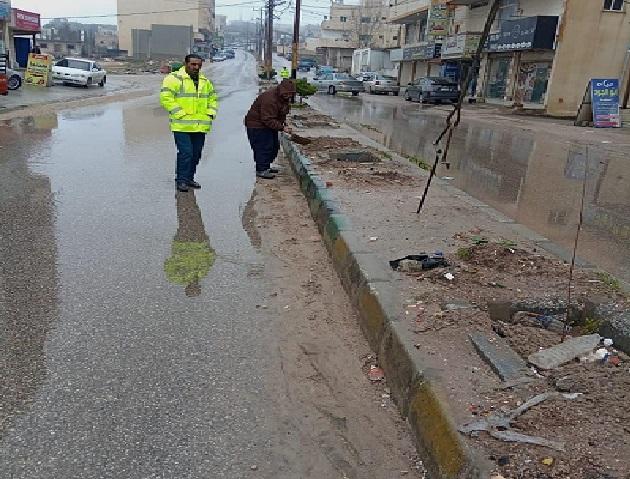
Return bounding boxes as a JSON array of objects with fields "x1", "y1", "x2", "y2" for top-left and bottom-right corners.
[{"x1": 160, "y1": 67, "x2": 218, "y2": 133}]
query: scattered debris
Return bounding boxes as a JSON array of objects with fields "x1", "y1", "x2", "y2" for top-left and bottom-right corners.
[
  {"x1": 289, "y1": 133, "x2": 312, "y2": 145},
  {"x1": 369, "y1": 236, "x2": 378, "y2": 242},
  {"x1": 603, "y1": 338, "x2": 614, "y2": 347},
  {"x1": 541, "y1": 457, "x2": 554, "y2": 467},
  {"x1": 444, "y1": 273, "x2": 455, "y2": 281},
  {"x1": 460, "y1": 392, "x2": 580, "y2": 451},
  {"x1": 389, "y1": 253, "x2": 448, "y2": 272},
  {"x1": 368, "y1": 366, "x2": 385, "y2": 382},
  {"x1": 469, "y1": 332, "x2": 530, "y2": 381},
  {"x1": 528, "y1": 334, "x2": 601, "y2": 370}
]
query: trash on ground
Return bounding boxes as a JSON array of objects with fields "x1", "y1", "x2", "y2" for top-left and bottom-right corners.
[
  {"x1": 444, "y1": 272, "x2": 455, "y2": 281},
  {"x1": 460, "y1": 391, "x2": 579, "y2": 451},
  {"x1": 389, "y1": 253, "x2": 448, "y2": 272},
  {"x1": 368, "y1": 366, "x2": 385, "y2": 382},
  {"x1": 603, "y1": 338, "x2": 614, "y2": 347},
  {"x1": 369, "y1": 236, "x2": 378, "y2": 242},
  {"x1": 541, "y1": 457, "x2": 554, "y2": 466}
]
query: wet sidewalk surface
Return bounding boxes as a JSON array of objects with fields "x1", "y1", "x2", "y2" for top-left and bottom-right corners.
[{"x1": 310, "y1": 94, "x2": 630, "y2": 286}]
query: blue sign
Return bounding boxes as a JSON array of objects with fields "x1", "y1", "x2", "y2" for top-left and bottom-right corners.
[
  {"x1": 591, "y1": 78, "x2": 621, "y2": 128},
  {"x1": 0, "y1": 1, "x2": 11, "y2": 20}
]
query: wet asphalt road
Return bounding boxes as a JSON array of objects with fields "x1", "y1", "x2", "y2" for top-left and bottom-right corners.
[{"x1": 0, "y1": 52, "x2": 285, "y2": 478}]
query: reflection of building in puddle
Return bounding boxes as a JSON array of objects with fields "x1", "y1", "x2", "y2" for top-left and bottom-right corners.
[
  {"x1": 164, "y1": 191, "x2": 215, "y2": 297},
  {"x1": 0, "y1": 114, "x2": 58, "y2": 138},
  {"x1": 0, "y1": 138, "x2": 58, "y2": 438},
  {"x1": 518, "y1": 140, "x2": 630, "y2": 282},
  {"x1": 122, "y1": 105, "x2": 167, "y2": 146},
  {"x1": 60, "y1": 109, "x2": 106, "y2": 122}
]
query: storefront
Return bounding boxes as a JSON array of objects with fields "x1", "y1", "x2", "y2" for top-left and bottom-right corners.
[
  {"x1": 478, "y1": 16, "x2": 558, "y2": 105},
  {"x1": 10, "y1": 8, "x2": 41, "y2": 67},
  {"x1": 440, "y1": 32, "x2": 482, "y2": 93},
  {"x1": 393, "y1": 42, "x2": 442, "y2": 86}
]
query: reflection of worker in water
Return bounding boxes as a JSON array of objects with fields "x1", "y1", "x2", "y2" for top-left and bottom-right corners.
[{"x1": 164, "y1": 191, "x2": 215, "y2": 297}]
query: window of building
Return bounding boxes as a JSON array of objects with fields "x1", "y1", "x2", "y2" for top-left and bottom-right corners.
[
  {"x1": 604, "y1": 0, "x2": 624, "y2": 11},
  {"x1": 361, "y1": 16, "x2": 371, "y2": 23},
  {"x1": 340, "y1": 16, "x2": 347, "y2": 22}
]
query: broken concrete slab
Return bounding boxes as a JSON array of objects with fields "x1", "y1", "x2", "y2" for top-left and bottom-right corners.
[
  {"x1": 527, "y1": 334, "x2": 601, "y2": 370},
  {"x1": 469, "y1": 332, "x2": 529, "y2": 381}
]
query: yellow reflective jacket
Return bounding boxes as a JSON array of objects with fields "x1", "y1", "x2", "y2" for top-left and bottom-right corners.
[
  {"x1": 160, "y1": 67, "x2": 218, "y2": 133},
  {"x1": 280, "y1": 68, "x2": 290, "y2": 79}
]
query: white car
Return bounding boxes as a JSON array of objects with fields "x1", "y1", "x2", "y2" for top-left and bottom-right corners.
[{"x1": 53, "y1": 58, "x2": 107, "y2": 88}]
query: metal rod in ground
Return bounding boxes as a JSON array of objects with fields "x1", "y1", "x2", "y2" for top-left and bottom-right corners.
[
  {"x1": 562, "y1": 145, "x2": 589, "y2": 342},
  {"x1": 416, "y1": 0, "x2": 502, "y2": 214},
  {"x1": 291, "y1": 0, "x2": 301, "y2": 79}
]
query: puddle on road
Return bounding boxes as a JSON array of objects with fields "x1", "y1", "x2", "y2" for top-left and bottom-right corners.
[{"x1": 312, "y1": 96, "x2": 630, "y2": 284}]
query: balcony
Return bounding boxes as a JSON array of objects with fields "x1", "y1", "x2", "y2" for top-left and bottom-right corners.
[{"x1": 389, "y1": 0, "x2": 430, "y2": 24}]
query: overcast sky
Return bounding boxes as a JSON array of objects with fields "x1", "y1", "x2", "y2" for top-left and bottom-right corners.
[{"x1": 11, "y1": 0, "x2": 329, "y2": 25}]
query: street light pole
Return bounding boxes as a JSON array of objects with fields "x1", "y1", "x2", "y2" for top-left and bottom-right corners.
[
  {"x1": 291, "y1": 0, "x2": 301, "y2": 79},
  {"x1": 265, "y1": 0, "x2": 274, "y2": 80}
]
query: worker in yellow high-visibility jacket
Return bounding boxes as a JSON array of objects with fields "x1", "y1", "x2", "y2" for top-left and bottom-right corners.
[
  {"x1": 160, "y1": 54, "x2": 218, "y2": 192},
  {"x1": 280, "y1": 66, "x2": 290, "y2": 79}
]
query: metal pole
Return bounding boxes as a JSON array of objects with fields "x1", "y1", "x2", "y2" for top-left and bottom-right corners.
[
  {"x1": 291, "y1": 0, "x2": 301, "y2": 79},
  {"x1": 266, "y1": 0, "x2": 274, "y2": 80}
]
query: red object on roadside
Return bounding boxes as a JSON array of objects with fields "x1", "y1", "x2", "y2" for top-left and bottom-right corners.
[
  {"x1": 326, "y1": 181, "x2": 333, "y2": 187},
  {"x1": 368, "y1": 367, "x2": 385, "y2": 382},
  {"x1": 0, "y1": 74, "x2": 8, "y2": 96}
]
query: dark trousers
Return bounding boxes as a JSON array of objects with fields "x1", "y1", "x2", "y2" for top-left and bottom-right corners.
[
  {"x1": 174, "y1": 132, "x2": 206, "y2": 183},
  {"x1": 246, "y1": 127, "x2": 279, "y2": 172}
]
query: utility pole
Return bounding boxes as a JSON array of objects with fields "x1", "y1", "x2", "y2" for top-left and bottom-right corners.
[
  {"x1": 290, "y1": 0, "x2": 301, "y2": 79},
  {"x1": 265, "y1": 0, "x2": 274, "y2": 80}
]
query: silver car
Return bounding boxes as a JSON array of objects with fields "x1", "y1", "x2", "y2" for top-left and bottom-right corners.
[
  {"x1": 365, "y1": 74, "x2": 400, "y2": 96},
  {"x1": 312, "y1": 72, "x2": 364, "y2": 96}
]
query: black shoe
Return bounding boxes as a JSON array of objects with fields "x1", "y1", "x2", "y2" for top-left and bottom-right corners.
[
  {"x1": 268, "y1": 167, "x2": 279, "y2": 174},
  {"x1": 188, "y1": 180, "x2": 201, "y2": 189},
  {"x1": 176, "y1": 182, "x2": 189, "y2": 192},
  {"x1": 256, "y1": 169, "x2": 276, "y2": 179}
]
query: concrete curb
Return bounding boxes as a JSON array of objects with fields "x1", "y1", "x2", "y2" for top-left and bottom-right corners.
[{"x1": 280, "y1": 135, "x2": 488, "y2": 479}]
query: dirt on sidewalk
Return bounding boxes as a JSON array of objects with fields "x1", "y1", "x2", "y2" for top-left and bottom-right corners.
[
  {"x1": 283, "y1": 105, "x2": 630, "y2": 479},
  {"x1": 241, "y1": 162, "x2": 426, "y2": 478}
]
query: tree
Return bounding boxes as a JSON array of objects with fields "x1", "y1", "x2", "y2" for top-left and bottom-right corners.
[{"x1": 295, "y1": 78, "x2": 317, "y2": 103}]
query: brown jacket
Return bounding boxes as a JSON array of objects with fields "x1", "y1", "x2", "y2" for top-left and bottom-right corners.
[{"x1": 244, "y1": 79, "x2": 296, "y2": 130}]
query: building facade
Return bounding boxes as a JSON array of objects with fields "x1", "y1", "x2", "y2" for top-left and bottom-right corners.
[
  {"x1": 0, "y1": 0, "x2": 10, "y2": 56},
  {"x1": 117, "y1": 0, "x2": 214, "y2": 57},
  {"x1": 316, "y1": 1, "x2": 361, "y2": 70},
  {"x1": 386, "y1": 0, "x2": 630, "y2": 116}
]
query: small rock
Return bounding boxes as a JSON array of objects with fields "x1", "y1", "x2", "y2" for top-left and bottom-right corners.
[
  {"x1": 603, "y1": 338, "x2": 614, "y2": 347},
  {"x1": 250, "y1": 465, "x2": 258, "y2": 471}
]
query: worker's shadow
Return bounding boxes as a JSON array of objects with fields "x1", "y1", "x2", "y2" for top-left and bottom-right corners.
[{"x1": 164, "y1": 191, "x2": 216, "y2": 297}]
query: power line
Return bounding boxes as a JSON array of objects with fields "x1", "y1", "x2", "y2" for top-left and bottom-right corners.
[{"x1": 41, "y1": 2, "x2": 265, "y2": 20}]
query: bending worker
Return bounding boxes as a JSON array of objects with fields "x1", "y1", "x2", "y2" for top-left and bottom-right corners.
[
  {"x1": 244, "y1": 79, "x2": 296, "y2": 179},
  {"x1": 160, "y1": 54, "x2": 218, "y2": 192}
]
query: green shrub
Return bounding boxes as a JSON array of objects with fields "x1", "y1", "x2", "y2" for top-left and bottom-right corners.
[{"x1": 295, "y1": 78, "x2": 317, "y2": 101}]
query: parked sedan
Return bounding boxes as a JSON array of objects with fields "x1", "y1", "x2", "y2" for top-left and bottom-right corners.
[
  {"x1": 365, "y1": 74, "x2": 400, "y2": 95},
  {"x1": 312, "y1": 72, "x2": 364, "y2": 96},
  {"x1": 404, "y1": 77, "x2": 459, "y2": 104},
  {"x1": 53, "y1": 58, "x2": 107, "y2": 88}
]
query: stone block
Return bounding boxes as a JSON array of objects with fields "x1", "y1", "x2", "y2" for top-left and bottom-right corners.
[
  {"x1": 469, "y1": 332, "x2": 529, "y2": 381},
  {"x1": 528, "y1": 334, "x2": 601, "y2": 370}
]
